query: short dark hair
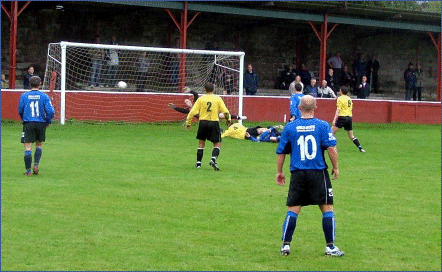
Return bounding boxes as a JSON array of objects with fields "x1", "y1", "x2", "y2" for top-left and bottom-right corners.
[
  {"x1": 29, "y1": 76, "x2": 41, "y2": 89},
  {"x1": 340, "y1": 86, "x2": 349, "y2": 95},
  {"x1": 408, "y1": 62, "x2": 413, "y2": 66},
  {"x1": 294, "y1": 83, "x2": 303, "y2": 92},
  {"x1": 205, "y1": 82, "x2": 214, "y2": 92}
]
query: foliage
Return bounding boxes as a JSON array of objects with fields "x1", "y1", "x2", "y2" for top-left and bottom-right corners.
[
  {"x1": 355, "y1": 1, "x2": 440, "y2": 13},
  {"x1": 419, "y1": 1, "x2": 442, "y2": 13},
  {"x1": 302, "y1": 1, "x2": 441, "y2": 13}
]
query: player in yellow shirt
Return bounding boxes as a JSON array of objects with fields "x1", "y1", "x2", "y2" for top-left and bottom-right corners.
[
  {"x1": 332, "y1": 86, "x2": 366, "y2": 152},
  {"x1": 221, "y1": 123, "x2": 248, "y2": 140},
  {"x1": 186, "y1": 82, "x2": 232, "y2": 170},
  {"x1": 221, "y1": 123, "x2": 283, "y2": 142}
]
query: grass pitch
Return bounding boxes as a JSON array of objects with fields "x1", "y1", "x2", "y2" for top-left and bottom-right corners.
[{"x1": 1, "y1": 120, "x2": 440, "y2": 271}]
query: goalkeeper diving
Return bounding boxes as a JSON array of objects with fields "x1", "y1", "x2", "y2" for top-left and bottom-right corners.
[{"x1": 168, "y1": 87, "x2": 245, "y2": 120}]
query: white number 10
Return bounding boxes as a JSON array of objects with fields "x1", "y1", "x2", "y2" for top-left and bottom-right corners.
[
  {"x1": 297, "y1": 135, "x2": 317, "y2": 161},
  {"x1": 30, "y1": 101, "x2": 39, "y2": 117}
]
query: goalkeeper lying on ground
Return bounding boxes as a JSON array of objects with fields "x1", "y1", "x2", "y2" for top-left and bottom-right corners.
[
  {"x1": 221, "y1": 123, "x2": 283, "y2": 142},
  {"x1": 168, "y1": 87, "x2": 245, "y2": 120}
]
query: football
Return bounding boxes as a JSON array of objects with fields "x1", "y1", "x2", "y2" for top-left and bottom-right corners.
[{"x1": 117, "y1": 81, "x2": 127, "y2": 89}]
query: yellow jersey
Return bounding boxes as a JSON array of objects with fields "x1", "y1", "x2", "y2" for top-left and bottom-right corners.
[
  {"x1": 186, "y1": 93, "x2": 231, "y2": 126},
  {"x1": 221, "y1": 123, "x2": 247, "y2": 139},
  {"x1": 336, "y1": 94, "x2": 353, "y2": 117}
]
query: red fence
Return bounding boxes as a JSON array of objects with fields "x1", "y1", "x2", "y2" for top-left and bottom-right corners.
[{"x1": 2, "y1": 90, "x2": 440, "y2": 124}]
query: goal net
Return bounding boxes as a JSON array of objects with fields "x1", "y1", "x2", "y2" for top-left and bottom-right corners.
[{"x1": 42, "y1": 41, "x2": 244, "y2": 124}]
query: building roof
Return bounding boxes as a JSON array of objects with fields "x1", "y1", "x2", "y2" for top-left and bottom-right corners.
[{"x1": 42, "y1": 1, "x2": 441, "y2": 32}]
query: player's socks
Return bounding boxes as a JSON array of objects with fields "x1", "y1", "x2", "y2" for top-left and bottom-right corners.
[
  {"x1": 34, "y1": 147, "x2": 42, "y2": 165},
  {"x1": 24, "y1": 150, "x2": 32, "y2": 170},
  {"x1": 211, "y1": 147, "x2": 220, "y2": 162},
  {"x1": 322, "y1": 211, "x2": 335, "y2": 245},
  {"x1": 197, "y1": 148, "x2": 204, "y2": 163},
  {"x1": 352, "y1": 137, "x2": 362, "y2": 149},
  {"x1": 281, "y1": 211, "x2": 298, "y2": 243}
]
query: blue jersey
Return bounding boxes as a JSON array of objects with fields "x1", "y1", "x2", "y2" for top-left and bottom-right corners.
[
  {"x1": 276, "y1": 118, "x2": 337, "y2": 171},
  {"x1": 289, "y1": 93, "x2": 304, "y2": 120},
  {"x1": 259, "y1": 127, "x2": 281, "y2": 142},
  {"x1": 18, "y1": 90, "x2": 55, "y2": 124}
]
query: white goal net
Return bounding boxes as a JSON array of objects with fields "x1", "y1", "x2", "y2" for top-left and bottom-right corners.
[{"x1": 42, "y1": 41, "x2": 244, "y2": 124}]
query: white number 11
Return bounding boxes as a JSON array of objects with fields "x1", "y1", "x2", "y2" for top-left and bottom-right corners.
[{"x1": 30, "y1": 101, "x2": 39, "y2": 117}]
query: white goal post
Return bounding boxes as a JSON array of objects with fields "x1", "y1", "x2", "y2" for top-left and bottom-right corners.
[{"x1": 42, "y1": 41, "x2": 245, "y2": 124}]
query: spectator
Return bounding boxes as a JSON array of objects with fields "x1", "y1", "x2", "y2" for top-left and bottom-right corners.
[
  {"x1": 318, "y1": 80, "x2": 337, "y2": 98},
  {"x1": 352, "y1": 53, "x2": 367, "y2": 87},
  {"x1": 23, "y1": 66, "x2": 36, "y2": 89},
  {"x1": 304, "y1": 78, "x2": 318, "y2": 97},
  {"x1": 414, "y1": 63, "x2": 423, "y2": 101},
  {"x1": 298, "y1": 63, "x2": 312, "y2": 87},
  {"x1": 222, "y1": 72, "x2": 236, "y2": 95},
  {"x1": 340, "y1": 65, "x2": 356, "y2": 92},
  {"x1": 244, "y1": 63, "x2": 259, "y2": 95},
  {"x1": 289, "y1": 75, "x2": 304, "y2": 94},
  {"x1": 278, "y1": 64, "x2": 296, "y2": 90},
  {"x1": 89, "y1": 35, "x2": 105, "y2": 88},
  {"x1": 356, "y1": 75, "x2": 370, "y2": 99},
  {"x1": 366, "y1": 54, "x2": 380, "y2": 94},
  {"x1": 2, "y1": 74, "x2": 8, "y2": 88},
  {"x1": 326, "y1": 68, "x2": 339, "y2": 94},
  {"x1": 403, "y1": 62, "x2": 416, "y2": 101},
  {"x1": 213, "y1": 65, "x2": 236, "y2": 95},
  {"x1": 327, "y1": 51, "x2": 343, "y2": 85},
  {"x1": 105, "y1": 35, "x2": 119, "y2": 87},
  {"x1": 215, "y1": 66, "x2": 227, "y2": 89},
  {"x1": 136, "y1": 51, "x2": 150, "y2": 92}
]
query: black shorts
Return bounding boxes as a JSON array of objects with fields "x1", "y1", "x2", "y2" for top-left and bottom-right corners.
[
  {"x1": 335, "y1": 116, "x2": 353, "y2": 131},
  {"x1": 286, "y1": 169, "x2": 334, "y2": 207},
  {"x1": 196, "y1": 120, "x2": 222, "y2": 143},
  {"x1": 21, "y1": 122, "x2": 47, "y2": 143},
  {"x1": 246, "y1": 126, "x2": 262, "y2": 139}
]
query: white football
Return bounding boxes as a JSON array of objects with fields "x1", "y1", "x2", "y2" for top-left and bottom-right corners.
[{"x1": 118, "y1": 81, "x2": 127, "y2": 89}]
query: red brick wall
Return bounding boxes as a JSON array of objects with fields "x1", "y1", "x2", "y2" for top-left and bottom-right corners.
[{"x1": 2, "y1": 90, "x2": 440, "y2": 124}]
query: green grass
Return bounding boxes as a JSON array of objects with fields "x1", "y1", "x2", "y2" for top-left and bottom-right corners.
[{"x1": 1, "y1": 120, "x2": 440, "y2": 271}]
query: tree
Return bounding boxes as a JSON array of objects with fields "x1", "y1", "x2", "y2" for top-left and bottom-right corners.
[{"x1": 356, "y1": 1, "x2": 440, "y2": 12}]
